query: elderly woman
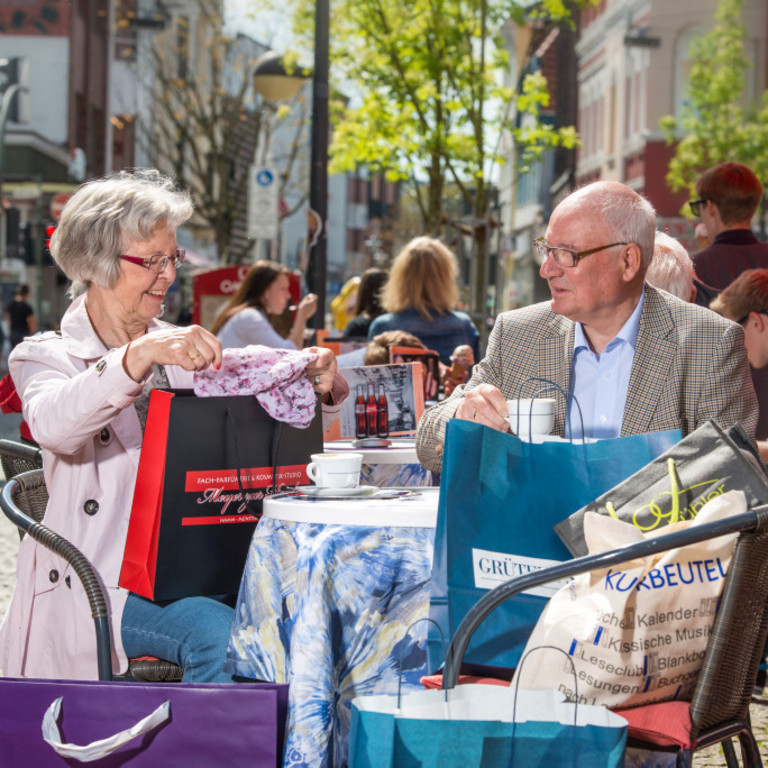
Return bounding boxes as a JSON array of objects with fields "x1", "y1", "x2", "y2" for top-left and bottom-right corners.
[
  {"x1": 211, "y1": 260, "x2": 317, "y2": 349},
  {"x1": 0, "y1": 170, "x2": 344, "y2": 682},
  {"x1": 367, "y1": 236, "x2": 479, "y2": 366}
]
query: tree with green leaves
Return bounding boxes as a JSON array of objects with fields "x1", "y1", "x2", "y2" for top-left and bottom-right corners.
[
  {"x1": 660, "y1": 0, "x2": 768, "y2": 202},
  {"x1": 272, "y1": 0, "x2": 588, "y2": 322},
  {"x1": 137, "y1": 0, "x2": 310, "y2": 264}
]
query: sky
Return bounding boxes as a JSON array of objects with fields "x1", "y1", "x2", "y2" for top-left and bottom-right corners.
[{"x1": 223, "y1": 0, "x2": 294, "y2": 50}]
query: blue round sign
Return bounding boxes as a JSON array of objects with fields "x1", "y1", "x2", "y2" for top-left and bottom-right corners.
[{"x1": 256, "y1": 169, "x2": 274, "y2": 187}]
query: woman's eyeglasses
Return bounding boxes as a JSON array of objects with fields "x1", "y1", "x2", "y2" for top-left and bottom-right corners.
[
  {"x1": 119, "y1": 249, "x2": 186, "y2": 273},
  {"x1": 688, "y1": 198, "x2": 708, "y2": 218}
]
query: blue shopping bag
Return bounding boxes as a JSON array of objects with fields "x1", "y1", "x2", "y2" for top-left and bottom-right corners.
[
  {"x1": 428, "y1": 419, "x2": 681, "y2": 670},
  {"x1": 349, "y1": 685, "x2": 627, "y2": 768}
]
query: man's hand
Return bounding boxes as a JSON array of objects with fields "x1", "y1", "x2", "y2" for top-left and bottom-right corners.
[{"x1": 455, "y1": 383, "x2": 509, "y2": 432}]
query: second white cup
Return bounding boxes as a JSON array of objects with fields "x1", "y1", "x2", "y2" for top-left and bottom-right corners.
[
  {"x1": 506, "y1": 398, "x2": 556, "y2": 437},
  {"x1": 306, "y1": 452, "x2": 363, "y2": 489}
]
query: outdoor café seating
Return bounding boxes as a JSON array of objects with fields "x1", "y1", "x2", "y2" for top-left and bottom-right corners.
[
  {"x1": 437, "y1": 504, "x2": 768, "y2": 768},
  {"x1": 0, "y1": 469, "x2": 183, "y2": 683}
]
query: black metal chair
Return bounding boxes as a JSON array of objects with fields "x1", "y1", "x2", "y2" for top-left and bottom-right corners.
[
  {"x1": 0, "y1": 468, "x2": 183, "y2": 682},
  {"x1": 442, "y1": 505, "x2": 768, "y2": 768},
  {"x1": 0, "y1": 438, "x2": 42, "y2": 481}
]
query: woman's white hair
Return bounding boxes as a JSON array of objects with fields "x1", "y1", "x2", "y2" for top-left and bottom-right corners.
[{"x1": 49, "y1": 168, "x2": 193, "y2": 296}]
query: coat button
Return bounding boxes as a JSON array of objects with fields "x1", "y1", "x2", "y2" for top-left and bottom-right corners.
[
  {"x1": 49, "y1": 569, "x2": 59, "y2": 583},
  {"x1": 83, "y1": 499, "x2": 99, "y2": 516},
  {"x1": 65, "y1": 575, "x2": 71, "y2": 588},
  {"x1": 99, "y1": 427, "x2": 112, "y2": 446}
]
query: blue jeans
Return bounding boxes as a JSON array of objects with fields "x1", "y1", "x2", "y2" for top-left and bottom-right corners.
[{"x1": 121, "y1": 593, "x2": 236, "y2": 683}]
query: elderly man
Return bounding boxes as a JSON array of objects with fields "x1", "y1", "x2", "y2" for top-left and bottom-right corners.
[{"x1": 416, "y1": 181, "x2": 757, "y2": 473}]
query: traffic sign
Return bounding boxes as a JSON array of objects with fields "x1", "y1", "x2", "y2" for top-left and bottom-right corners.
[
  {"x1": 50, "y1": 192, "x2": 71, "y2": 221},
  {"x1": 247, "y1": 166, "x2": 278, "y2": 240}
]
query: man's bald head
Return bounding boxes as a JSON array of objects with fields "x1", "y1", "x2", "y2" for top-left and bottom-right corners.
[{"x1": 554, "y1": 181, "x2": 657, "y2": 268}]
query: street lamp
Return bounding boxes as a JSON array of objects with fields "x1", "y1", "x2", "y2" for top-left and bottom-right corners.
[
  {"x1": 307, "y1": 0, "x2": 330, "y2": 331},
  {"x1": 252, "y1": 52, "x2": 310, "y2": 103}
]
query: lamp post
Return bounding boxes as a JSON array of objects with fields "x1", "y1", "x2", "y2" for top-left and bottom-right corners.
[
  {"x1": 250, "y1": 52, "x2": 311, "y2": 262},
  {"x1": 307, "y1": 0, "x2": 330, "y2": 331}
]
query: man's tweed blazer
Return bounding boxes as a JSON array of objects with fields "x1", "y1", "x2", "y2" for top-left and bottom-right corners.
[{"x1": 415, "y1": 284, "x2": 758, "y2": 473}]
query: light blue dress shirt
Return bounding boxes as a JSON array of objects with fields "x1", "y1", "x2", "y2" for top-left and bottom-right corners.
[{"x1": 566, "y1": 289, "x2": 645, "y2": 439}]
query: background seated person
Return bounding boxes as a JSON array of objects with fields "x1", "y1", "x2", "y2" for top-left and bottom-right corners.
[
  {"x1": 646, "y1": 231, "x2": 697, "y2": 303},
  {"x1": 710, "y1": 269, "x2": 768, "y2": 463},
  {"x1": 343, "y1": 267, "x2": 388, "y2": 340},
  {"x1": 368, "y1": 236, "x2": 479, "y2": 366},
  {"x1": 211, "y1": 260, "x2": 317, "y2": 350}
]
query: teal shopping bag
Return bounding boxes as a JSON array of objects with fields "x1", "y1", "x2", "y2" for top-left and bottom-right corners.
[
  {"x1": 428, "y1": 419, "x2": 681, "y2": 670},
  {"x1": 349, "y1": 686, "x2": 627, "y2": 768}
]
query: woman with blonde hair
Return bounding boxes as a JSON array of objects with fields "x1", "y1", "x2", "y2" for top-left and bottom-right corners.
[
  {"x1": 211, "y1": 260, "x2": 317, "y2": 349},
  {"x1": 367, "y1": 236, "x2": 479, "y2": 365}
]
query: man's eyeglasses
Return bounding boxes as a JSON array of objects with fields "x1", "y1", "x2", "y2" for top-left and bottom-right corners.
[
  {"x1": 688, "y1": 198, "x2": 708, "y2": 218},
  {"x1": 119, "y1": 248, "x2": 186, "y2": 273},
  {"x1": 737, "y1": 309, "x2": 768, "y2": 325},
  {"x1": 533, "y1": 237, "x2": 629, "y2": 268}
]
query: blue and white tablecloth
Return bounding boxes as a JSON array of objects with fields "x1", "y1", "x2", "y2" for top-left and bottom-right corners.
[{"x1": 226, "y1": 491, "x2": 439, "y2": 768}]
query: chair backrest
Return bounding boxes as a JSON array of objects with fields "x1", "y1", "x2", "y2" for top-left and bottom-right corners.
[
  {"x1": 0, "y1": 438, "x2": 42, "y2": 483},
  {"x1": 5, "y1": 464, "x2": 48, "y2": 524},
  {"x1": 689, "y1": 521, "x2": 768, "y2": 737}
]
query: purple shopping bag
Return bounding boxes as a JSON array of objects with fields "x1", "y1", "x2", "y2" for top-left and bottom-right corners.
[{"x1": 0, "y1": 677, "x2": 288, "y2": 767}]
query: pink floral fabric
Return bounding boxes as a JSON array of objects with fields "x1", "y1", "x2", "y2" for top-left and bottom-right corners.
[{"x1": 193, "y1": 345, "x2": 319, "y2": 428}]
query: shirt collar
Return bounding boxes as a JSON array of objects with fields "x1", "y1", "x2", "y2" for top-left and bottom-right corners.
[{"x1": 573, "y1": 286, "x2": 645, "y2": 353}]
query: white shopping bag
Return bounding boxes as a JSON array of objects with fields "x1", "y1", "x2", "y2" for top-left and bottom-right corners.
[{"x1": 518, "y1": 490, "x2": 744, "y2": 709}]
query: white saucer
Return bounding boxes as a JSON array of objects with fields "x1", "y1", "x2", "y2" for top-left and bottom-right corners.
[{"x1": 294, "y1": 485, "x2": 379, "y2": 499}]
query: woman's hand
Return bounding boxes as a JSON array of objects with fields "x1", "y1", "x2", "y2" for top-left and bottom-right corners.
[
  {"x1": 305, "y1": 346, "x2": 337, "y2": 400},
  {"x1": 296, "y1": 293, "x2": 318, "y2": 320},
  {"x1": 123, "y1": 325, "x2": 223, "y2": 382}
]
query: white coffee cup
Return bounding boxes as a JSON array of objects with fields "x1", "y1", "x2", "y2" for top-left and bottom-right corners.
[
  {"x1": 306, "y1": 452, "x2": 363, "y2": 489},
  {"x1": 506, "y1": 398, "x2": 556, "y2": 437}
]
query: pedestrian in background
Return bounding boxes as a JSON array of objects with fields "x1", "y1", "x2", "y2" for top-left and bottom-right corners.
[{"x1": 6, "y1": 284, "x2": 37, "y2": 350}]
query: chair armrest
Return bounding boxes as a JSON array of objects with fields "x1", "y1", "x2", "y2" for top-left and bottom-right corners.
[{"x1": 0, "y1": 471, "x2": 114, "y2": 681}]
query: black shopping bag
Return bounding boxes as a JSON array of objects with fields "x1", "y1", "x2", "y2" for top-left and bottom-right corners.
[
  {"x1": 120, "y1": 388, "x2": 322, "y2": 601},
  {"x1": 554, "y1": 420, "x2": 768, "y2": 557}
]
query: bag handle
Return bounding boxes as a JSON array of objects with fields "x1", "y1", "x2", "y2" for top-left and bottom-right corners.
[
  {"x1": 397, "y1": 617, "x2": 448, "y2": 707},
  {"x1": 226, "y1": 407, "x2": 284, "y2": 516},
  {"x1": 512, "y1": 645, "x2": 579, "y2": 727},
  {"x1": 42, "y1": 696, "x2": 170, "y2": 762},
  {"x1": 605, "y1": 456, "x2": 684, "y2": 529},
  {"x1": 514, "y1": 377, "x2": 585, "y2": 442}
]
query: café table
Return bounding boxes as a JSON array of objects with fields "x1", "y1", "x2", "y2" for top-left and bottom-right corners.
[
  {"x1": 226, "y1": 487, "x2": 439, "y2": 768},
  {"x1": 324, "y1": 438, "x2": 436, "y2": 488}
]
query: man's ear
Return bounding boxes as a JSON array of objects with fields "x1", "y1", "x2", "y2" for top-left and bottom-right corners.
[{"x1": 622, "y1": 243, "x2": 644, "y2": 281}]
